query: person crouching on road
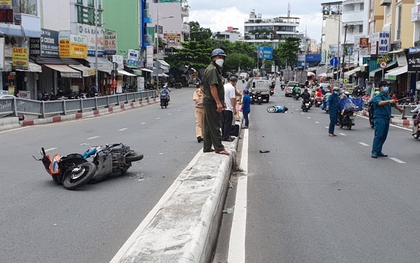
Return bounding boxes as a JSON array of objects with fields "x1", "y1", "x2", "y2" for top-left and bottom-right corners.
[
  {"x1": 193, "y1": 84, "x2": 204, "y2": 143},
  {"x1": 202, "y1": 48, "x2": 229, "y2": 156},
  {"x1": 241, "y1": 89, "x2": 251, "y2": 128},
  {"x1": 371, "y1": 81, "x2": 404, "y2": 158},
  {"x1": 328, "y1": 87, "x2": 340, "y2": 137},
  {"x1": 221, "y1": 76, "x2": 237, "y2": 142}
]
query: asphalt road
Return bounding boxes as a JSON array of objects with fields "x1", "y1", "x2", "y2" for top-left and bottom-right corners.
[
  {"x1": 216, "y1": 81, "x2": 420, "y2": 263},
  {"x1": 0, "y1": 87, "x2": 203, "y2": 263}
]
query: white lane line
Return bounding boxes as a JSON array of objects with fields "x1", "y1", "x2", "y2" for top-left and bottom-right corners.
[
  {"x1": 140, "y1": 122, "x2": 146, "y2": 125},
  {"x1": 156, "y1": 117, "x2": 161, "y2": 120},
  {"x1": 44, "y1": 147, "x2": 58, "y2": 152},
  {"x1": 168, "y1": 113, "x2": 172, "y2": 115},
  {"x1": 118, "y1": 128, "x2": 128, "y2": 132},
  {"x1": 315, "y1": 121, "x2": 319, "y2": 124},
  {"x1": 87, "y1": 136, "x2": 100, "y2": 140},
  {"x1": 307, "y1": 117, "x2": 311, "y2": 119},
  {"x1": 389, "y1": 157, "x2": 406, "y2": 164},
  {"x1": 359, "y1": 142, "x2": 369, "y2": 147},
  {"x1": 339, "y1": 133, "x2": 346, "y2": 136},
  {"x1": 228, "y1": 128, "x2": 248, "y2": 263},
  {"x1": 110, "y1": 150, "x2": 203, "y2": 263}
]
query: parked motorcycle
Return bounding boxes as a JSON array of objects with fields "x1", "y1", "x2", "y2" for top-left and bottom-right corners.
[
  {"x1": 34, "y1": 143, "x2": 143, "y2": 190},
  {"x1": 250, "y1": 91, "x2": 263, "y2": 105}
]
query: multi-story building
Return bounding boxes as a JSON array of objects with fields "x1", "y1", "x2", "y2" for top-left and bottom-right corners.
[
  {"x1": 212, "y1": 27, "x2": 241, "y2": 43},
  {"x1": 243, "y1": 9, "x2": 301, "y2": 49},
  {"x1": 321, "y1": 1, "x2": 342, "y2": 63}
]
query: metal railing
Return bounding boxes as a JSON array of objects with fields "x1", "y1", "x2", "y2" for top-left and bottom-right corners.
[{"x1": 0, "y1": 90, "x2": 157, "y2": 119}]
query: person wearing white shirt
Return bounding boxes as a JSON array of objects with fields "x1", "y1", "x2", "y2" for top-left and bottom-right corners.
[{"x1": 221, "y1": 76, "x2": 237, "y2": 141}]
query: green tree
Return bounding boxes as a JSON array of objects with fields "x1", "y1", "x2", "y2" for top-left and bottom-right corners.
[
  {"x1": 274, "y1": 37, "x2": 301, "y2": 68},
  {"x1": 188, "y1": 21, "x2": 212, "y2": 42}
]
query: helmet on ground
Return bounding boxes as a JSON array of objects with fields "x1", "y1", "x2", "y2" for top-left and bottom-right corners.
[
  {"x1": 243, "y1": 89, "x2": 249, "y2": 94},
  {"x1": 210, "y1": 48, "x2": 227, "y2": 58}
]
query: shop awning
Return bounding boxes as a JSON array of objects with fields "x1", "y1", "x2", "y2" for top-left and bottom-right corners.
[
  {"x1": 140, "y1": 68, "x2": 153, "y2": 73},
  {"x1": 344, "y1": 67, "x2": 361, "y2": 78},
  {"x1": 157, "y1": 60, "x2": 170, "y2": 68},
  {"x1": 3, "y1": 59, "x2": 42, "y2": 72},
  {"x1": 86, "y1": 56, "x2": 114, "y2": 74},
  {"x1": 385, "y1": 65, "x2": 408, "y2": 80},
  {"x1": 69, "y1": 64, "x2": 96, "y2": 77},
  {"x1": 44, "y1": 64, "x2": 81, "y2": 78},
  {"x1": 369, "y1": 60, "x2": 397, "y2": 77},
  {"x1": 118, "y1": 69, "x2": 136, "y2": 77}
]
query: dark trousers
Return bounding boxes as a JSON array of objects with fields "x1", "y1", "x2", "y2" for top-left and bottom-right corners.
[
  {"x1": 221, "y1": 110, "x2": 233, "y2": 140},
  {"x1": 203, "y1": 103, "x2": 224, "y2": 152},
  {"x1": 329, "y1": 110, "x2": 338, "y2": 134},
  {"x1": 372, "y1": 118, "x2": 389, "y2": 155},
  {"x1": 243, "y1": 110, "x2": 250, "y2": 127}
]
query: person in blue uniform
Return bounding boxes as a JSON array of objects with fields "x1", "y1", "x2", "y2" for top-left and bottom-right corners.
[
  {"x1": 371, "y1": 81, "x2": 404, "y2": 158},
  {"x1": 328, "y1": 87, "x2": 340, "y2": 137}
]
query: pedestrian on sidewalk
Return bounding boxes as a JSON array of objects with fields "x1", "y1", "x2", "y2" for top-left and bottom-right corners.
[
  {"x1": 371, "y1": 81, "x2": 404, "y2": 158},
  {"x1": 202, "y1": 48, "x2": 229, "y2": 156},
  {"x1": 235, "y1": 86, "x2": 242, "y2": 121},
  {"x1": 221, "y1": 76, "x2": 237, "y2": 141},
  {"x1": 241, "y1": 89, "x2": 251, "y2": 128},
  {"x1": 193, "y1": 84, "x2": 205, "y2": 143}
]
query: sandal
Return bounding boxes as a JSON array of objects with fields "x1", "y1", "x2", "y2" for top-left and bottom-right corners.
[
  {"x1": 216, "y1": 150, "x2": 230, "y2": 156},
  {"x1": 203, "y1": 149, "x2": 215, "y2": 153}
]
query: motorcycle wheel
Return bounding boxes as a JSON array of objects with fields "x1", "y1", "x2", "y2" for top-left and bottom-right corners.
[
  {"x1": 126, "y1": 151, "x2": 144, "y2": 163},
  {"x1": 62, "y1": 162, "x2": 96, "y2": 190},
  {"x1": 267, "y1": 106, "x2": 276, "y2": 113}
]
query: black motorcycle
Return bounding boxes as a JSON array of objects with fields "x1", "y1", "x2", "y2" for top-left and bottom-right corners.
[
  {"x1": 160, "y1": 93, "x2": 170, "y2": 108},
  {"x1": 339, "y1": 109, "x2": 356, "y2": 130},
  {"x1": 250, "y1": 91, "x2": 263, "y2": 105},
  {"x1": 301, "y1": 99, "x2": 312, "y2": 112},
  {"x1": 35, "y1": 143, "x2": 143, "y2": 190}
]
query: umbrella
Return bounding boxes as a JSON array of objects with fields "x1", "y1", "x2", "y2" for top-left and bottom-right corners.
[
  {"x1": 307, "y1": 72, "x2": 315, "y2": 77},
  {"x1": 317, "y1": 73, "x2": 331, "y2": 78}
]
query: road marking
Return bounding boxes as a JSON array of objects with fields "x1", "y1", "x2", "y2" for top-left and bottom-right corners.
[
  {"x1": 307, "y1": 117, "x2": 311, "y2": 119},
  {"x1": 389, "y1": 157, "x2": 406, "y2": 164},
  {"x1": 140, "y1": 122, "x2": 146, "y2": 125},
  {"x1": 44, "y1": 147, "x2": 58, "y2": 152},
  {"x1": 315, "y1": 121, "x2": 319, "y2": 124},
  {"x1": 339, "y1": 133, "x2": 346, "y2": 136},
  {"x1": 156, "y1": 117, "x2": 161, "y2": 120},
  {"x1": 87, "y1": 136, "x2": 99, "y2": 140},
  {"x1": 359, "y1": 142, "x2": 369, "y2": 147},
  {"x1": 118, "y1": 128, "x2": 128, "y2": 132},
  {"x1": 228, "y1": 128, "x2": 248, "y2": 263},
  {"x1": 168, "y1": 113, "x2": 172, "y2": 115}
]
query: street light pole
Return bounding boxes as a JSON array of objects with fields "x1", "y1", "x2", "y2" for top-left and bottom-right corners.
[
  {"x1": 155, "y1": 10, "x2": 173, "y2": 90},
  {"x1": 94, "y1": 0, "x2": 99, "y2": 92},
  {"x1": 337, "y1": 11, "x2": 341, "y2": 82}
]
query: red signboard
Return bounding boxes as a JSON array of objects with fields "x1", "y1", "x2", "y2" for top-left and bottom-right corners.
[{"x1": 0, "y1": 9, "x2": 13, "y2": 23}]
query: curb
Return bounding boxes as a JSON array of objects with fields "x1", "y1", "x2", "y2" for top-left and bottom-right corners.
[
  {"x1": 111, "y1": 127, "x2": 241, "y2": 263},
  {"x1": 361, "y1": 110, "x2": 413, "y2": 128},
  {"x1": 0, "y1": 99, "x2": 158, "y2": 132}
]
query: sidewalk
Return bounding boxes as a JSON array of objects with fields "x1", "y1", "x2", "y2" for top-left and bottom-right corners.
[
  {"x1": 360, "y1": 109, "x2": 413, "y2": 128},
  {"x1": 1, "y1": 98, "x2": 240, "y2": 263}
]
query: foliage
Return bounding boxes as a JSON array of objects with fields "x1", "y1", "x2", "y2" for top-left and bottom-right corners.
[
  {"x1": 188, "y1": 21, "x2": 212, "y2": 42},
  {"x1": 274, "y1": 37, "x2": 301, "y2": 68}
]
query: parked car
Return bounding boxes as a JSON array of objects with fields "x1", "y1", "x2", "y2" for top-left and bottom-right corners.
[{"x1": 284, "y1": 81, "x2": 299, "y2": 97}]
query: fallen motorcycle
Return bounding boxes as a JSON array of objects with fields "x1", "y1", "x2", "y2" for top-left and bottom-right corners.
[
  {"x1": 34, "y1": 143, "x2": 143, "y2": 190},
  {"x1": 267, "y1": 105, "x2": 288, "y2": 113}
]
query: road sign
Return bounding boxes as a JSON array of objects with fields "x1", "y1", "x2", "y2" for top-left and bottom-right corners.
[
  {"x1": 343, "y1": 78, "x2": 348, "y2": 83},
  {"x1": 330, "y1": 57, "x2": 338, "y2": 67},
  {"x1": 379, "y1": 61, "x2": 387, "y2": 69}
]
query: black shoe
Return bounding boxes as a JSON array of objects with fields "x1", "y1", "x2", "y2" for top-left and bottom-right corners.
[
  {"x1": 378, "y1": 153, "x2": 388, "y2": 157},
  {"x1": 197, "y1": 136, "x2": 203, "y2": 143}
]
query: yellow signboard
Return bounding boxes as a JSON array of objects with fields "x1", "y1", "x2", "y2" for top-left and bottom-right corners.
[
  {"x1": 59, "y1": 31, "x2": 70, "y2": 58},
  {"x1": 0, "y1": 0, "x2": 11, "y2": 6},
  {"x1": 70, "y1": 35, "x2": 88, "y2": 59},
  {"x1": 12, "y1": 47, "x2": 28, "y2": 70}
]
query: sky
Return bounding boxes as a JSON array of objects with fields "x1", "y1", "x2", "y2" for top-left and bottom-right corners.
[{"x1": 187, "y1": 0, "x2": 326, "y2": 42}]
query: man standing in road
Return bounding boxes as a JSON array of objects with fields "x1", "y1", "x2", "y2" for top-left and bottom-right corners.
[
  {"x1": 221, "y1": 76, "x2": 237, "y2": 141},
  {"x1": 328, "y1": 87, "x2": 340, "y2": 137},
  {"x1": 202, "y1": 48, "x2": 229, "y2": 156},
  {"x1": 371, "y1": 81, "x2": 404, "y2": 158}
]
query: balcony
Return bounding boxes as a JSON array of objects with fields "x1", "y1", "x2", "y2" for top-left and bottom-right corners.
[
  {"x1": 182, "y1": 23, "x2": 190, "y2": 34},
  {"x1": 181, "y1": 6, "x2": 189, "y2": 18}
]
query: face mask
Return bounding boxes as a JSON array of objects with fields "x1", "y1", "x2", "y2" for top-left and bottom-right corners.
[
  {"x1": 334, "y1": 91, "x2": 339, "y2": 95},
  {"x1": 215, "y1": 59, "x2": 224, "y2": 67},
  {"x1": 383, "y1": 87, "x2": 389, "y2": 93}
]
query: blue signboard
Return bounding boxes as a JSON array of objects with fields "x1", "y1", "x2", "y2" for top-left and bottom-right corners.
[
  {"x1": 305, "y1": 54, "x2": 321, "y2": 63},
  {"x1": 330, "y1": 57, "x2": 339, "y2": 66},
  {"x1": 257, "y1": 46, "x2": 273, "y2": 60}
]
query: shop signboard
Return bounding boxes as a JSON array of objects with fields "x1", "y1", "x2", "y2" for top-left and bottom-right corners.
[
  {"x1": 41, "y1": 28, "x2": 59, "y2": 57},
  {"x1": 29, "y1": 38, "x2": 40, "y2": 56},
  {"x1": 112, "y1": 55, "x2": 124, "y2": 69},
  {"x1": 370, "y1": 32, "x2": 379, "y2": 55},
  {"x1": 146, "y1": 46, "x2": 153, "y2": 68},
  {"x1": 163, "y1": 33, "x2": 181, "y2": 47},
  {"x1": 104, "y1": 30, "x2": 117, "y2": 55},
  {"x1": 407, "y1": 52, "x2": 420, "y2": 72},
  {"x1": 126, "y1": 49, "x2": 139, "y2": 68},
  {"x1": 0, "y1": 38, "x2": 4, "y2": 70},
  {"x1": 77, "y1": 23, "x2": 105, "y2": 56},
  {"x1": 0, "y1": 8, "x2": 13, "y2": 23},
  {"x1": 70, "y1": 35, "x2": 88, "y2": 59},
  {"x1": 59, "y1": 31, "x2": 70, "y2": 58},
  {"x1": 12, "y1": 47, "x2": 28, "y2": 70},
  {"x1": 0, "y1": 0, "x2": 11, "y2": 6},
  {"x1": 378, "y1": 31, "x2": 390, "y2": 55},
  {"x1": 257, "y1": 46, "x2": 273, "y2": 60}
]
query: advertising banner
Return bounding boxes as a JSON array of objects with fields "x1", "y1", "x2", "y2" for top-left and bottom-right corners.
[
  {"x1": 112, "y1": 55, "x2": 124, "y2": 70},
  {"x1": 59, "y1": 31, "x2": 70, "y2": 58},
  {"x1": 77, "y1": 24, "x2": 105, "y2": 56},
  {"x1": 29, "y1": 38, "x2": 40, "y2": 56},
  {"x1": 41, "y1": 28, "x2": 59, "y2": 57},
  {"x1": 0, "y1": 0, "x2": 11, "y2": 6},
  {"x1": 70, "y1": 34, "x2": 88, "y2": 59},
  {"x1": 164, "y1": 33, "x2": 181, "y2": 47},
  {"x1": 146, "y1": 46, "x2": 153, "y2": 68},
  {"x1": 126, "y1": 49, "x2": 139, "y2": 68},
  {"x1": 257, "y1": 46, "x2": 273, "y2": 60},
  {"x1": 12, "y1": 47, "x2": 28, "y2": 70},
  {"x1": 378, "y1": 31, "x2": 390, "y2": 55},
  {"x1": 104, "y1": 30, "x2": 117, "y2": 55},
  {"x1": 407, "y1": 52, "x2": 420, "y2": 72}
]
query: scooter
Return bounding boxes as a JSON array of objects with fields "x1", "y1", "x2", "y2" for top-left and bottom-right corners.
[
  {"x1": 269, "y1": 82, "x2": 275, "y2": 96},
  {"x1": 267, "y1": 105, "x2": 288, "y2": 113},
  {"x1": 339, "y1": 109, "x2": 356, "y2": 130},
  {"x1": 34, "y1": 143, "x2": 143, "y2": 190},
  {"x1": 301, "y1": 99, "x2": 311, "y2": 112},
  {"x1": 250, "y1": 91, "x2": 263, "y2": 105}
]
